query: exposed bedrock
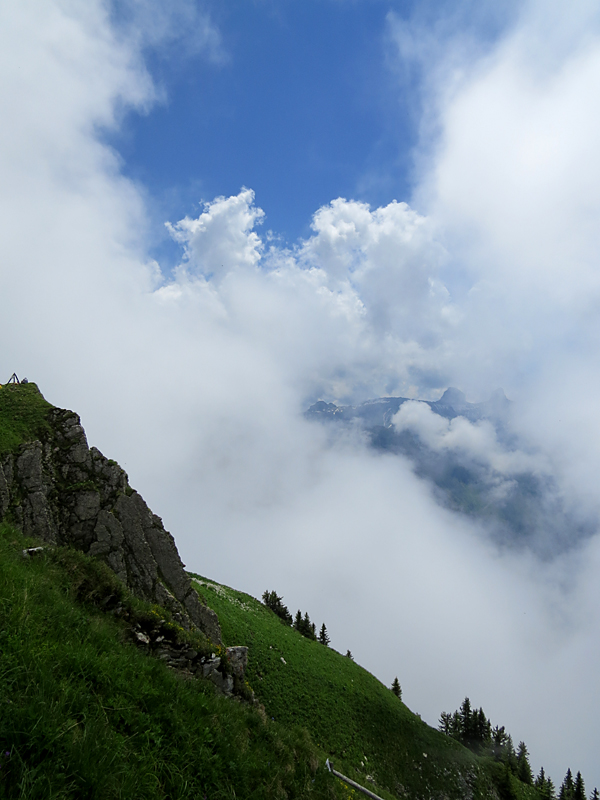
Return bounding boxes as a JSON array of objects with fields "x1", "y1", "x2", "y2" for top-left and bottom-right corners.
[{"x1": 0, "y1": 408, "x2": 221, "y2": 644}]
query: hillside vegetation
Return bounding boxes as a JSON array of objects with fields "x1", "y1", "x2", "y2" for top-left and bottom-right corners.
[
  {"x1": 0, "y1": 382, "x2": 52, "y2": 454},
  {"x1": 0, "y1": 523, "x2": 341, "y2": 799},
  {"x1": 191, "y1": 576, "x2": 541, "y2": 800}
]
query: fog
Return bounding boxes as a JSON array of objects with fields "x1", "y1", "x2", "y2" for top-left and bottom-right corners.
[{"x1": 1, "y1": 0, "x2": 600, "y2": 787}]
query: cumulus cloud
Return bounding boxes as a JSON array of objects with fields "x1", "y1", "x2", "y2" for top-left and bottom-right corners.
[
  {"x1": 299, "y1": 197, "x2": 455, "y2": 341},
  {"x1": 2, "y1": 0, "x2": 600, "y2": 789},
  {"x1": 160, "y1": 189, "x2": 458, "y2": 402},
  {"x1": 166, "y1": 189, "x2": 265, "y2": 282}
]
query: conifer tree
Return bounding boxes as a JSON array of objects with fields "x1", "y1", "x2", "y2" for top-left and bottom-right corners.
[
  {"x1": 590, "y1": 788, "x2": 599, "y2": 800},
  {"x1": 516, "y1": 741, "x2": 533, "y2": 785},
  {"x1": 451, "y1": 711, "x2": 461, "y2": 740},
  {"x1": 391, "y1": 677, "x2": 401, "y2": 699},
  {"x1": 262, "y1": 590, "x2": 293, "y2": 624},
  {"x1": 318, "y1": 623, "x2": 330, "y2": 646},
  {"x1": 574, "y1": 772, "x2": 586, "y2": 800},
  {"x1": 293, "y1": 609, "x2": 318, "y2": 640},
  {"x1": 303, "y1": 611, "x2": 311, "y2": 635},
  {"x1": 439, "y1": 711, "x2": 452, "y2": 735},
  {"x1": 536, "y1": 767, "x2": 547, "y2": 791},
  {"x1": 536, "y1": 770, "x2": 557, "y2": 800},
  {"x1": 490, "y1": 724, "x2": 507, "y2": 760},
  {"x1": 459, "y1": 697, "x2": 472, "y2": 742},
  {"x1": 496, "y1": 762, "x2": 518, "y2": 800},
  {"x1": 559, "y1": 768, "x2": 575, "y2": 800},
  {"x1": 536, "y1": 767, "x2": 546, "y2": 785},
  {"x1": 504, "y1": 735, "x2": 518, "y2": 775},
  {"x1": 475, "y1": 707, "x2": 491, "y2": 748}
]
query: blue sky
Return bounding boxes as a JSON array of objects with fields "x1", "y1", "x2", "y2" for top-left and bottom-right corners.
[
  {"x1": 110, "y1": 0, "x2": 514, "y2": 255},
  {"x1": 106, "y1": 0, "x2": 524, "y2": 277},
  {"x1": 112, "y1": 1, "x2": 414, "y2": 250}
]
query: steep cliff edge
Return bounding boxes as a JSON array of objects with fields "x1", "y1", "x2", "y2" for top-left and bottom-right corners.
[{"x1": 0, "y1": 382, "x2": 221, "y2": 643}]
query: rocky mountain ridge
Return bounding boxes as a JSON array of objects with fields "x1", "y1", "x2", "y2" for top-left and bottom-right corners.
[
  {"x1": 0, "y1": 390, "x2": 221, "y2": 643},
  {"x1": 306, "y1": 387, "x2": 511, "y2": 428}
]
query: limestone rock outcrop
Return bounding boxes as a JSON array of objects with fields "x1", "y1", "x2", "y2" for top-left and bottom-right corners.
[{"x1": 0, "y1": 407, "x2": 221, "y2": 644}]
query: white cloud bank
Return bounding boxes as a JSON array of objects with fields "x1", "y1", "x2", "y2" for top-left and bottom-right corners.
[{"x1": 1, "y1": 0, "x2": 600, "y2": 788}]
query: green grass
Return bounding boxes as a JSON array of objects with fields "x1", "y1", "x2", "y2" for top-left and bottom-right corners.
[
  {"x1": 190, "y1": 576, "x2": 498, "y2": 800},
  {"x1": 0, "y1": 524, "x2": 344, "y2": 800},
  {"x1": 0, "y1": 383, "x2": 53, "y2": 454}
]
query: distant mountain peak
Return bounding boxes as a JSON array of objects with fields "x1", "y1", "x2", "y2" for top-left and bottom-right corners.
[{"x1": 435, "y1": 387, "x2": 467, "y2": 407}]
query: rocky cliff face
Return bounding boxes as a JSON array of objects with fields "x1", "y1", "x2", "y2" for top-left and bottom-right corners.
[{"x1": 0, "y1": 406, "x2": 221, "y2": 644}]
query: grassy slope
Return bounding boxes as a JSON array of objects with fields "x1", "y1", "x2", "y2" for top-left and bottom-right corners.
[
  {"x1": 0, "y1": 524, "x2": 344, "y2": 800},
  {"x1": 191, "y1": 576, "x2": 506, "y2": 800},
  {"x1": 0, "y1": 383, "x2": 53, "y2": 454}
]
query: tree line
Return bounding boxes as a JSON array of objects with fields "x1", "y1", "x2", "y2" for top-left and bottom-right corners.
[
  {"x1": 262, "y1": 590, "x2": 330, "y2": 646},
  {"x1": 439, "y1": 698, "x2": 596, "y2": 799}
]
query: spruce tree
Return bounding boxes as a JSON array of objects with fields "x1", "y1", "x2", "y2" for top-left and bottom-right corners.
[
  {"x1": 318, "y1": 623, "x2": 330, "y2": 646},
  {"x1": 451, "y1": 711, "x2": 461, "y2": 740},
  {"x1": 590, "y1": 788, "x2": 599, "y2": 800},
  {"x1": 533, "y1": 767, "x2": 548, "y2": 800},
  {"x1": 391, "y1": 677, "x2": 401, "y2": 699},
  {"x1": 439, "y1": 712, "x2": 452, "y2": 735},
  {"x1": 262, "y1": 590, "x2": 293, "y2": 624},
  {"x1": 574, "y1": 772, "x2": 586, "y2": 800},
  {"x1": 303, "y1": 611, "x2": 311, "y2": 636},
  {"x1": 559, "y1": 768, "x2": 575, "y2": 800},
  {"x1": 516, "y1": 741, "x2": 533, "y2": 785},
  {"x1": 475, "y1": 708, "x2": 491, "y2": 749},
  {"x1": 536, "y1": 767, "x2": 547, "y2": 792},
  {"x1": 503, "y1": 735, "x2": 518, "y2": 774},
  {"x1": 536, "y1": 770, "x2": 557, "y2": 800},
  {"x1": 491, "y1": 724, "x2": 507, "y2": 760},
  {"x1": 496, "y1": 762, "x2": 518, "y2": 800},
  {"x1": 459, "y1": 697, "x2": 472, "y2": 743},
  {"x1": 294, "y1": 610, "x2": 302, "y2": 631}
]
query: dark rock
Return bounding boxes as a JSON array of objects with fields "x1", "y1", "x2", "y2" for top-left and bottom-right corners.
[
  {"x1": 226, "y1": 646, "x2": 249, "y2": 680},
  {"x1": 0, "y1": 406, "x2": 221, "y2": 644},
  {"x1": 210, "y1": 670, "x2": 234, "y2": 695}
]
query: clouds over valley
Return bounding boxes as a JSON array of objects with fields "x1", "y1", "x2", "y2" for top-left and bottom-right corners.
[{"x1": 2, "y1": 0, "x2": 600, "y2": 787}]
